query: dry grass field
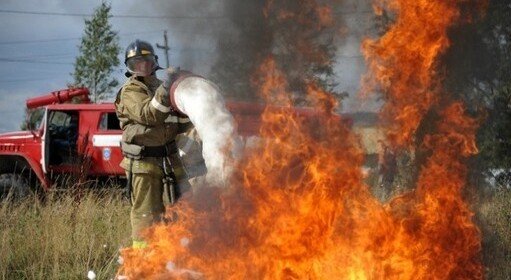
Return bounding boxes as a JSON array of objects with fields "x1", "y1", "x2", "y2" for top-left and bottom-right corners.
[
  {"x1": 0, "y1": 185, "x2": 509, "y2": 279},
  {"x1": 0, "y1": 190, "x2": 130, "y2": 280},
  {"x1": 477, "y1": 188, "x2": 511, "y2": 280}
]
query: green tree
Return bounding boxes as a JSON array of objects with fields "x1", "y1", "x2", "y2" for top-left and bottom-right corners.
[
  {"x1": 443, "y1": 0, "x2": 511, "y2": 183},
  {"x1": 72, "y1": 2, "x2": 120, "y2": 103}
]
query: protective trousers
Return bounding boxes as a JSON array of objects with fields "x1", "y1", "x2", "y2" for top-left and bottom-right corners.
[{"x1": 128, "y1": 171, "x2": 165, "y2": 244}]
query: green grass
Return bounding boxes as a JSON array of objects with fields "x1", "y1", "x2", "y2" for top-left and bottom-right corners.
[{"x1": 0, "y1": 190, "x2": 130, "y2": 280}]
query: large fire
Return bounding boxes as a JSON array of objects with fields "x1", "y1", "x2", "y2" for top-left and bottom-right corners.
[{"x1": 118, "y1": 0, "x2": 484, "y2": 279}]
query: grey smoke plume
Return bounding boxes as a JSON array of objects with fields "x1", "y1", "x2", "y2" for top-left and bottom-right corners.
[
  {"x1": 334, "y1": 0, "x2": 382, "y2": 112},
  {"x1": 210, "y1": 1, "x2": 271, "y2": 100},
  {"x1": 126, "y1": 0, "x2": 227, "y2": 74},
  {"x1": 135, "y1": 0, "x2": 380, "y2": 112},
  {"x1": 213, "y1": 0, "x2": 346, "y2": 104}
]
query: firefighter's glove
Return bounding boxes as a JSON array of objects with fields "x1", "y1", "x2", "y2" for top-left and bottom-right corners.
[
  {"x1": 162, "y1": 67, "x2": 180, "y2": 92},
  {"x1": 155, "y1": 67, "x2": 179, "y2": 108},
  {"x1": 153, "y1": 67, "x2": 177, "y2": 108}
]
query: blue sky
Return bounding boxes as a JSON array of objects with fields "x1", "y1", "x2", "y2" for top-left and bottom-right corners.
[{"x1": 0, "y1": 0, "x2": 377, "y2": 133}]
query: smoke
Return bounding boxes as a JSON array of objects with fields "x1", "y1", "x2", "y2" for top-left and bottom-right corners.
[
  {"x1": 133, "y1": 0, "x2": 382, "y2": 112},
  {"x1": 125, "y1": 0, "x2": 228, "y2": 74},
  {"x1": 209, "y1": 1, "x2": 272, "y2": 100},
  {"x1": 334, "y1": 0, "x2": 382, "y2": 112},
  {"x1": 173, "y1": 76, "x2": 240, "y2": 186},
  {"x1": 132, "y1": 1, "x2": 345, "y2": 102}
]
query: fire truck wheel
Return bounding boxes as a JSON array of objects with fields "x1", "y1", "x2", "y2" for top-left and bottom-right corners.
[{"x1": 0, "y1": 173, "x2": 31, "y2": 200}]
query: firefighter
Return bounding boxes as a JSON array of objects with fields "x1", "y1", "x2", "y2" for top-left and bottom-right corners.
[{"x1": 115, "y1": 39, "x2": 192, "y2": 249}]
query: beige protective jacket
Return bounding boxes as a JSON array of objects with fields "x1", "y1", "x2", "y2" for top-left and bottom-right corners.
[{"x1": 115, "y1": 75, "x2": 192, "y2": 175}]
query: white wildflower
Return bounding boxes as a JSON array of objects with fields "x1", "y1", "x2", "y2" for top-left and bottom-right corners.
[{"x1": 87, "y1": 270, "x2": 96, "y2": 280}]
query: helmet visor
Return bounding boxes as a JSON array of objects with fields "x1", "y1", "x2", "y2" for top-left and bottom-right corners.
[{"x1": 126, "y1": 55, "x2": 158, "y2": 76}]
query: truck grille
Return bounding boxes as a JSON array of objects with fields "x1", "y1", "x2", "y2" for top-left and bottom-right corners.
[{"x1": 0, "y1": 145, "x2": 20, "y2": 152}]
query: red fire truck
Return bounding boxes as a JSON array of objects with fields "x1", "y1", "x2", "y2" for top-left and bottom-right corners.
[
  {"x1": 0, "y1": 87, "x2": 336, "y2": 198},
  {"x1": 0, "y1": 88, "x2": 266, "y2": 197},
  {"x1": 0, "y1": 88, "x2": 256, "y2": 196}
]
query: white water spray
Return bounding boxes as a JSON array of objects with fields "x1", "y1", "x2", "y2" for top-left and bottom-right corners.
[{"x1": 173, "y1": 76, "x2": 240, "y2": 186}]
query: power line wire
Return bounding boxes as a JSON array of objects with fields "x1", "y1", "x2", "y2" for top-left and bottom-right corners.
[
  {"x1": 0, "y1": 9, "x2": 227, "y2": 19},
  {"x1": 5, "y1": 53, "x2": 75, "y2": 59},
  {"x1": 0, "y1": 77, "x2": 56, "y2": 83},
  {"x1": 0, "y1": 8, "x2": 373, "y2": 18},
  {"x1": 0, "y1": 47, "x2": 214, "y2": 67},
  {"x1": 0, "y1": 37, "x2": 80, "y2": 45},
  {"x1": 0, "y1": 30, "x2": 164, "y2": 45},
  {"x1": 0, "y1": 58, "x2": 73, "y2": 65}
]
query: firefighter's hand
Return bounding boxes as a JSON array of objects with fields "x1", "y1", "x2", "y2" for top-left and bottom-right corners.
[
  {"x1": 162, "y1": 67, "x2": 180, "y2": 91},
  {"x1": 156, "y1": 67, "x2": 179, "y2": 108}
]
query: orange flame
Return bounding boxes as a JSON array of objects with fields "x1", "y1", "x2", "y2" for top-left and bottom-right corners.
[
  {"x1": 362, "y1": 0, "x2": 468, "y2": 148},
  {"x1": 118, "y1": 0, "x2": 485, "y2": 279},
  {"x1": 119, "y1": 57, "x2": 373, "y2": 279},
  {"x1": 360, "y1": 0, "x2": 484, "y2": 277}
]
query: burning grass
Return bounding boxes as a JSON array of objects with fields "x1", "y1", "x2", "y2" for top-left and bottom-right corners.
[
  {"x1": 117, "y1": 0, "x2": 491, "y2": 278},
  {"x1": 118, "y1": 63, "x2": 484, "y2": 279},
  {"x1": 1, "y1": 0, "x2": 504, "y2": 278},
  {"x1": 0, "y1": 184, "x2": 508, "y2": 279},
  {"x1": 0, "y1": 189, "x2": 130, "y2": 279},
  {"x1": 116, "y1": 0, "x2": 485, "y2": 277}
]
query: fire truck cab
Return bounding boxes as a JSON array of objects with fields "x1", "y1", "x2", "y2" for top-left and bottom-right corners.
[
  {"x1": 0, "y1": 88, "x2": 127, "y2": 197},
  {"x1": 42, "y1": 103, "x2": 124, "y2": 177}
]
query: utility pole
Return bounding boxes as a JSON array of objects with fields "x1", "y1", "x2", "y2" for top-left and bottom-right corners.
[{"x1": 156, "y1": 30, "x2": 170, "y2": 68}]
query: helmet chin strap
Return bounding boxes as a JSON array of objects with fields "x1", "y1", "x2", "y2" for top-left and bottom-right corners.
[
  {"x1": 143, "y1": 74, "x2": 157, "y2": 81},
  {"x1": 125, "y1": 61, "x2": 161, "y2": 78}
]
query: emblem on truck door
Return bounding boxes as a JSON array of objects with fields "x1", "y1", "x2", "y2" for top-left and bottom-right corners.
[{"x1": 102, "y1": 148, "x2": 111, "y2": 161}]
